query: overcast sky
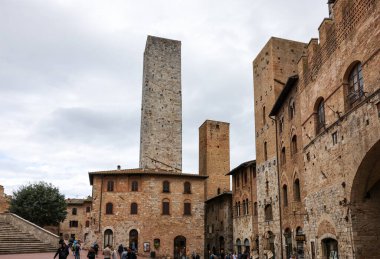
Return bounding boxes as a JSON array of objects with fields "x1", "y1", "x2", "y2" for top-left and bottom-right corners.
[{"x1": 0, "y1": 0, "x2": 327, "y2": 198}]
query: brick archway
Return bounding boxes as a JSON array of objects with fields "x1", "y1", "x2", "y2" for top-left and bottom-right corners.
[{"x1": 350, "y1": 139, "x2": 380, "y2": 258}]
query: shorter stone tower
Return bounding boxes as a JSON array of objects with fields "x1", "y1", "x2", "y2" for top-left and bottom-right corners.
[{"x1": 199, "y1": 120, "x2": 230, "y2": 200}]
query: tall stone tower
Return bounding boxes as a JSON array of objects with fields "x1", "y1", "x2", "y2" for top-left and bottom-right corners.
[
  {"x1": 253, "y1": 37, "x2": 306, "y2": 257},
  {"x1": 139, "y1": 36, "x2": 182, "y2": 172},
  {"x1": 199, "y1": 120, "x2": 230, "y2": 200}
]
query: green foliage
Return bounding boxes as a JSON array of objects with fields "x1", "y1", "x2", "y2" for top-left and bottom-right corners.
[{"x1": 9, "y1": 181, "x2": 67, "y2": 227}]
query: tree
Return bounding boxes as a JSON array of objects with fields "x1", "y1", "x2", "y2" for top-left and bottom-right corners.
[{"x1": 9, "y1": 181, "x2": 67, "y2": 227}]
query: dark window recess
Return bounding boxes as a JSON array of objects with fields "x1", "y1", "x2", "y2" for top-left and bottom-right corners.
[
  {"x1": 348, "y1": 63, "x2": 364, "y2": 106},
  {"x1": 265, "y1": 205, "x2": 273, "y2": 221},
  {"x1": 106, "y1": 203, "x2": 113, "y2": 214},
  {"x1": 86, "y1": 206, "x2": 91, "y2": 213},
  {"x1": 162, "y1": 200, "x2": 170, "y2": 215},
  {"x1": 132, "y1": 181, "x2": 138, "y2": 192},
  {"x1": 294, "y1": 179, "x2": 301, "y2": 202},
  {"x1": 69, "y1": 221, "x2": 78, "y2": 228},
  {"x1": 283, "y1": 185, "x2": 288, "y2": 207},
  {"x1": 85, "y1": 220, "x2": 90, "y2": 228},
  {"x1": 72, "y1": 208, "x2": 77, "y2": 215},
  {"x1": 163, "y1": 181, "x2": 170, "y2": 193},
  {"x1": 184, "y1": 202, "x2": 191, "y2": 215},
  {"x1": 377, "y1": 102, "x2": 380, "y2": 118},
  {"x1": 107, "y1": 181, "x2": 114, "y2": 192},
  {"x1": 184, "y1": 182, "x2": 191, "y2": 194},
  {"x1": 332, "y1": 132, "x2": 338, "y2": 145},
  {"x1": 131, "y1": 203, "x2": 138, "y2": 214}
]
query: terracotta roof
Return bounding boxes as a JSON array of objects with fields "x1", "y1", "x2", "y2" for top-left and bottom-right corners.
[
  {"x1": 66, "y1": 198, "x2": 92, "y2": 205},
  {"x1": 88, "y1": 168, "x2": 208, "y2": 185},
  {"x1": 227, "y1": 160, "x2": 256, "y2": 176},
  {"x1": 205, "y1": 191, "x2": 232, "y2": 203}
]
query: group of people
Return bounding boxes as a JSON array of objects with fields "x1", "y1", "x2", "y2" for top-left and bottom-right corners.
[
  {"x1": 54, "y1": 239, "x2": 137, "y2": 259},
  {"x1": 54, "y1": 239, "x2": 83, "y2": 259}
]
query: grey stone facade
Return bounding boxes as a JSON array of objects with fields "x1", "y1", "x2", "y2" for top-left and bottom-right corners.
[{"x1": 139, "y1": 36, "x2": 182, "y2": 172}]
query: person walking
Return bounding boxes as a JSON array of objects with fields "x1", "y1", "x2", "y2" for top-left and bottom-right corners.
[
  {"x1": 111, "y1": 246, "x2": 118, "y2": 259},
  {"x1": 74, "y1": 241, "x2": 81, "y2": 259},
  {"x1": 87, "y1": 247, "x2": 96, "y2": 259},
  {"x1": 54, "y1": 243, "x2": 69, "y2": 259},
  {"x1": 103, "y1": 245, "x2": 112, "y2": 259},
  {"x1": 121, "y1": 247, "x2": 128, "y2": 259},
  {"x1": 118, "y1": 244, "x2": 124, "y2": 259}
]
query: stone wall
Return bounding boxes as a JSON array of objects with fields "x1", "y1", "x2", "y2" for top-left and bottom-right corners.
[
  {"x1": 253, "y1": 37, "x2": 306, "y2": 259},
  {"x1": 205, "y1": 193, "x2": 233, "y2": 257},
  {"x1": 139, "y1": 36, "x2": 182, "y2": 172}
]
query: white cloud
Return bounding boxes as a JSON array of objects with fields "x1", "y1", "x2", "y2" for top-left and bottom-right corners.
[{"x1": 0, "y1": 0, "x2": 327, "y2": 197}]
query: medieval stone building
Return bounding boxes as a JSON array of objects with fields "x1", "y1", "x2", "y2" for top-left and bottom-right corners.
[
  {"x1": 228, "y1": 160, "x2": 258, "y2": 257},
  {"x1": 0, "y1": 185, "x2": 10, "y2": 213},
  {"x1": 253, "y1": 0, "x2": 379, "y2": 258},
  {"x1": 59, "y1": 198, "x2": 92, "y2": 241}
]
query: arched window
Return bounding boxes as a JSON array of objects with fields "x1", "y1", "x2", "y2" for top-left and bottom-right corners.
[
  {"x1": 294, "y1": 179, "x2": 301, "y2": 201},
  {"x1": 264, "y1": 141, "x2": 268, "y2": 161},
  {"x1": 184, "y1": 200, "x2": 191, "y2": 215},
  {"x1": 217, "y1": 188, "x2": 221, "y2": 195},
  {"x1": 184, "y1": 182, "x2": 191, "y2": 194},
  {"x1": 291, "y1": 135, "x2": 298, "y2": 156},
  {"x1": 72, "y1": 208, "x2": 77, "y2": 215},
  {"x1": 162, "y1": 199, "x2": 170, "y2": 215},
  {"x1": 244, "y1": 239, "x2": 250, "y2": 254},
  {"x1": 289, "y1": 98, "x2": 295, "y2": 120},
  {"x1": 265, "y1": 204, "x2": 273, "y2": 221},
  {"x1": 237, "y1": 202, "x2": 241, "y2": 217},
  {"x1": 283, "y1": 184, "x2": 288, "y2": 207},
  {"x1": 105, "y1": 203, "x2": 113, "y2": 215},
  {"x1": 316, "y1": 98, "x2": 325, "y2": 134},
  {"x1": 281, "y1": 147, "x2": 286, "y2": 165},
  {"x1": 242, "y1": 200, "x2": 246, "y2": 215},
  {"x1": 131, "y1": 202, "x2": 138, "y2": 214},
  {"x1": 236, "y1": 239, "x2": 242, "y2": 254},
  {"x1": 163, "y1": 181, "x2": 170, "y2": 193},
  {"x1": 107, "y1": 180, "x2": 114, "y2": 192},
  {"x1": 347, "y1": 62, "x2": 364, "y2": 106},
  {"x1": 131, "y1": 181, "x2": 138, "y2": 192},
  {"x1": 245, "y1": 198, "x2": 249, "y2": 215}
]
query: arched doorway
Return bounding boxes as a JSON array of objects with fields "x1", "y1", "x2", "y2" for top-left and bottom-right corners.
[
  {"x1": 104, "y1": 229, "x2": 113, "y2": 248},
  {"x1": 321, "y1": 238, "x2": 338, "y2": 259},
  {"x1": 174, "y1": 236, "x2": 186, "y2": 259},
  {"x1": 284, "y1": 228, "x2": 292, "y2": 259},
  {"x1": 219, "y1": 236, "x2": 225, "y2": 254},
  {"x1": 350, "y1": 140, "x2": 380, "y2": 258},
  {"x1": 129, "y1": 229, "x2": 138, "y2": 251},
  {"x1": 296, "y1": 227, "x2": 304, "y2": 259}
]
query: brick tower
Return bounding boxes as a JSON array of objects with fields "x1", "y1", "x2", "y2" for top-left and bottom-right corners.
[
  {"x1": 199, "y1": 120, "x2": 230, "y2": 200},
  {"x1": 139, "y1": 36, "x2": 182, "y2": 172},
  {"x1": 253, "y1": 37, "x2": 306, "y2": 257}
]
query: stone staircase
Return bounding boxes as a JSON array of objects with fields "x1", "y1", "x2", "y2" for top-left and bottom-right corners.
[{"x1": 0, "y1": 215, "x2": 58, "y2": 254}]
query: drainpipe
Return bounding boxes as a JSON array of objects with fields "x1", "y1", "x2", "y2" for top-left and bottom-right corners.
[
  {"x1": 98, "y1": 175, "x2": 104, "y2": 233},
  {"x1": 269, "y1": 115, "x2": 283, "y2": 258}
]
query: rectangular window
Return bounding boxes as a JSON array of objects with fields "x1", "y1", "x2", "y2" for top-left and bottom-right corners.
[
  {"x1": 311, "y1": 241, "x2": 316, "y2": 259},
  {"x1": 72, "y1": 208, "x2": 77, "y2": 215},
  {"x1": 107, "y1": 181, "x2": 114, "y2": 192},
  {"x1": 377, "y1": 102, "x2": 380, "y2": 118},
  {"x1": 86, "y1": 206, "x2": 91, "y2": 213},
  {"x1": 85, "y1": 220, "x2": 90, "y2": 228},
  {"x1": 162, "y1": 202, "x2": 170, "y2": 215},
  {"x1": 184, "y1": 203, "x2": 191, "y2": 215},
  {"x1": 332, "y1": 131, "x2": 338, "y2": 145},
  {"x1": 69, "y1": 221, "x2": 78, "y2": 228}
]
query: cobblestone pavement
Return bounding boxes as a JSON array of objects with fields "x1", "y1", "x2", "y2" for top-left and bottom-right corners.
[{"x1": 0, "y1": 250, "x2": 107, "y2": 259}]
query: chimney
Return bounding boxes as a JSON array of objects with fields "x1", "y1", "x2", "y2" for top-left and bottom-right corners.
[
  {"x1": 117, "y1": 165, "x2": 121, "y2": 170},
  {"x1": 327, "y1": 0, "x2": 335, "y2": 18}
]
